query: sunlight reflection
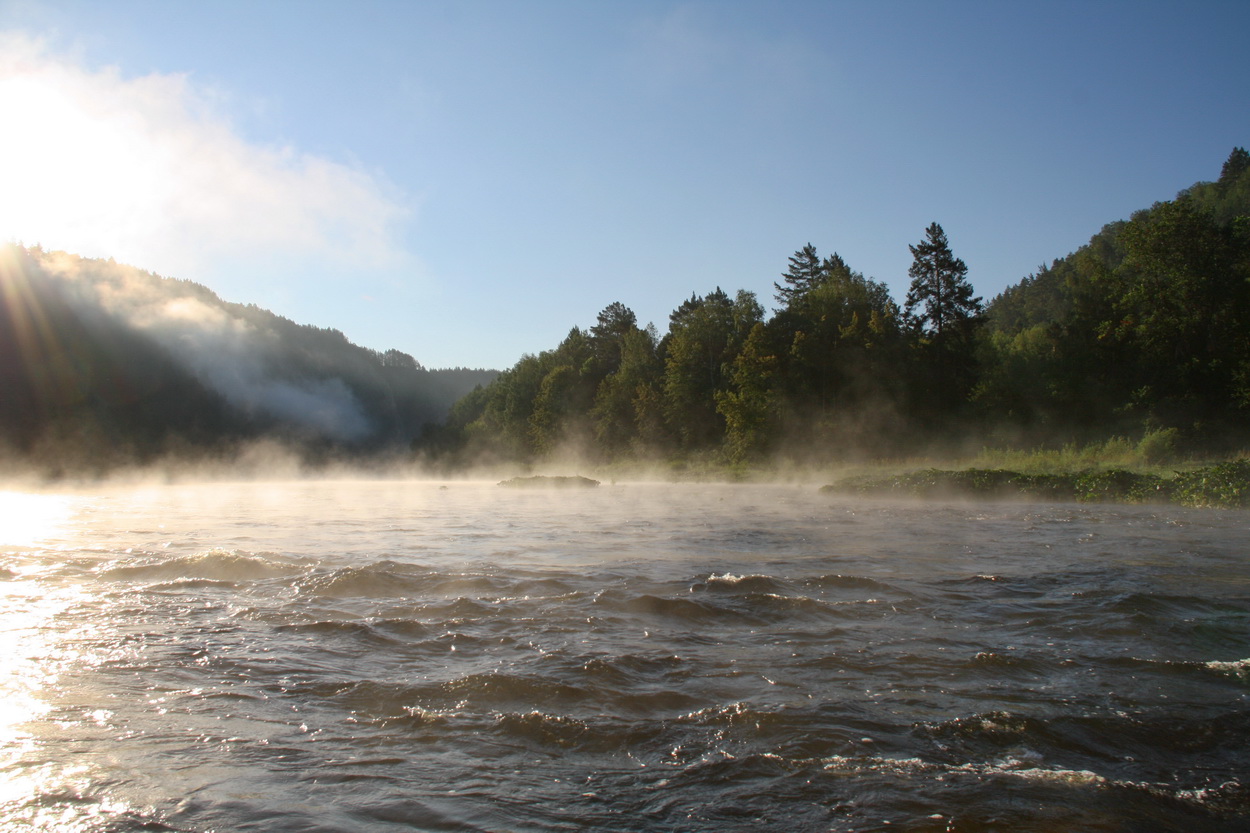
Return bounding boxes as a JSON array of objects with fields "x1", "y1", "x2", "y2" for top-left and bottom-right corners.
[
  {"x1": 0, "y1": 491, "x2": 76, "y2": 547},
  {"x1": 0, "y1": 492, "x2": 116, "y2": 829},
  {"x1": 0, "y1": 580, "x2": 81, "y2": 804}
]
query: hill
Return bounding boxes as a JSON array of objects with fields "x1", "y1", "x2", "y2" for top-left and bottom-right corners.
[
  {"x1": 979, "y1": 147, "x2": 1250, "y2": 439},
  {"x1": 419, "y1": 148, "x2": 1250, "y2": 469},
  {"x1": 0, "y1": 245, "x2": 495, "y2": 473}
]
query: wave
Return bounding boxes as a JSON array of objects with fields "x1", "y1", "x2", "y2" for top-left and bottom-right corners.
[
  {"x1": 592, "y1": 590, "x2": 728, "y2": 624},
  {"x1": 1205, "y1": 658, "x2": 1250, "y2": 678},
  {"x1": 290, "y1": 561, "x2": 437, "y2": 598},
  {"x1": 273, "y1": 619, "x2": 407, "y2": 650},
  {"x1": 494, "y1": 710, "x2": 591, "y2": 748},
  {"x1": 918, "y1": 708, "x2": 1250, "y2": 779},
  {"x1": 100, "y1": 549, "x2": 300, "y2": 582},
  {"x1": 700, "y1": 573, "x2": 791, "y2": 594},
  {"x1": 807, "y1": 574, "x2": 898, "y2": 592},
  {"x1": 308, "y1": 672, "x2": 597, "y2": 716}
]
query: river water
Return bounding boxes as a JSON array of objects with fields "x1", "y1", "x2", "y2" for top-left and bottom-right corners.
[{"x1": 1, "y1": 480, "x2": 1248, "y2": 832}]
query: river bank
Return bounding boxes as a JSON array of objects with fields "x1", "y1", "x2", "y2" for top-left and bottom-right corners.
[{"x1": 820, "y1": 460, "x2": 1250, "y2": 508}]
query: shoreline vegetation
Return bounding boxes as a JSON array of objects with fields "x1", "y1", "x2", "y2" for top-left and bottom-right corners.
[
  {"x1": 498, "y1": 475, "x2": 600, "y2": 488},
  {"x1": 818, "y1": 459, "x2": 1250, "y2": 509},
  {"x1": 4, "y1": 150, "x2": 1250, "y2": 490}
]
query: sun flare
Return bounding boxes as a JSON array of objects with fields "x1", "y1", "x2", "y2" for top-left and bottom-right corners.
[{"x1": 0, "y1": 69, "x2": 165, "y2": 257}]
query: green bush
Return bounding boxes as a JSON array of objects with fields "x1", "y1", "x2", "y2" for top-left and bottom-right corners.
[{"x1": 1138, "y1": 427, "x2": 1180, "y2": 465}]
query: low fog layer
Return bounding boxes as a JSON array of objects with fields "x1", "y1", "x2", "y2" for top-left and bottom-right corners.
[
  {"x1": 0, "y1": 244, "x2": 495, "y2": 473},
  {"x1": 58, "y1": 260, "x2": 375, "y2": 442}
]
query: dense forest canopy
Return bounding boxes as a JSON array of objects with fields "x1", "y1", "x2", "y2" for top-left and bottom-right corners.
[{"x1": 420, "y1": 148, "x2": 1250, "y2": 470}]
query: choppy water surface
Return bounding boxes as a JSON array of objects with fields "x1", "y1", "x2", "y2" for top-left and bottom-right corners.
[{"x1": 2, "y1": 480, "x2": 1249, "y2": 832}]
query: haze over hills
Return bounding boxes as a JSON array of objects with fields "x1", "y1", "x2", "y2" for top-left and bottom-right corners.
[
  {"x1": 2, "y1": 148, "x2": 1248, "y2": 477},
  {"x1": 0, "y1": 244, "x2": 495, "y2": 474}
]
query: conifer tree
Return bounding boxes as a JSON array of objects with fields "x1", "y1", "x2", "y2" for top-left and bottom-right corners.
[
  {"x1": 903, "y1": 222, "x2": 981, "y2": 339},
  {"x1": 903, "y1": 223, "x2": 983, "y2": 414},
  {"x1": 1220, "y1": 146, "x2": 1250, "y2": 186},
  {"x1": 774, "y1": 244, "x2": 823, "y2": 304}
]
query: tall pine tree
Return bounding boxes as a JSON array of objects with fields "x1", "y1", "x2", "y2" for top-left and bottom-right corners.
[
  {"x1": 904, "y1": 223, "x2": 981, "y2": 338},
  {"x1": 903, "y1": 223, "x2": 983, "y2": 415},
  {"x1": 774, "y1": 244, "x2": 824, "y2": 304}
]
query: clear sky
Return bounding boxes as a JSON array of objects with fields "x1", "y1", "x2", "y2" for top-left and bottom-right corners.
[{"x1": 1, "y1": 1, "x2": 1248, "y2": 369}]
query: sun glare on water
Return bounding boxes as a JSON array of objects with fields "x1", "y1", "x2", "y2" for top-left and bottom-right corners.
[
  {"x1": 0, "y1": 491, "x2": 103, "y2": 824},
  {"x1": 0, "y1": 491, "x2": 77, "y2": 548},
  {"x1": 0, "y1": 492, "x2": 81, "y2": 741}
]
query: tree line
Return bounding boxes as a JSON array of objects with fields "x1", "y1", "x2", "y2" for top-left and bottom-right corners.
[{"x1": 419, "y1": 148, "x2": 1250, "y2": 468}]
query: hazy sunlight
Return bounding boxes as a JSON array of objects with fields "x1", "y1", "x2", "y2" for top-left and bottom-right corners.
[{"x1": 0, "y1": 73, "x2": 162, "y2": 256}]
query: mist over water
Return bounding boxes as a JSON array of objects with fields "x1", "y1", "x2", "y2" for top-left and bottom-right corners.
[{"x1": 2, "y1": 481, "x2": 1249, "y2": 832}]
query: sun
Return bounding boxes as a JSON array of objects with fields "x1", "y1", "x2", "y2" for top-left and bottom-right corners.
[{"x1": 0, "y1": 69, "x2": 165, "y2": 259}]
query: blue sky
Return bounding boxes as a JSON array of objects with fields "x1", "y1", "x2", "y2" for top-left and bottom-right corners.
[{"x1": 1, "y1": 1, "x2": 1248, "y2": 369}]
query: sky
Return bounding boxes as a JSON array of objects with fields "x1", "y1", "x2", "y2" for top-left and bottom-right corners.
[{"x1": 1, "y1": 1, "x2": 1248, "y2": 370}]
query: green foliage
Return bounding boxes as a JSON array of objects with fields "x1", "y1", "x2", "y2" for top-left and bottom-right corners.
[
  {"x1": 773, "y1": 243, "x2": 824, "y2": 304},
  {"x1": 716, "y1": 322, "x2": 778, "y2": 463},
  {"x1": 1111, "y1": 198, "x2": 1250, "y2": 418},
  {"x1": 1137, "y1": 427, "x2": 1179, "y2": 465},
  {"x1": 1072, "y1": 469, "x2": 1167, "y2": 503},
  {"x1": 762, "y1": 246, "x2": 906, "y2": 460},
  {"x1": 1221, "y1": 147, "x2": 1250, "y2": 183},
  {"x1": 1, "y1": 244, "x2": 493, "y2": 472},
  {"x1": 427, "y1": 146, "x2": 1250, "y2": 472},
  {"x1": 824, "y1": 459, "x2": 1250, "y2": 509},
  {"x1": 980, "y1": 147, "x2": 1250, "y2": 439},
  {"x1": 590, "y1": 324, "x2": 662, "y2": 456},
  {"x1": 824, "y1": 468, "x2": 1082, "y2": 500},
  {"x1": 12, "y1": 144, "x2": 1250, "y2": 476},
  {"x1": 1171, "y1": 461, "x2": 1250, "y2": 508},
  {"x1": 662, "y1": 288, "x2": 761, "y2": 450},
  {"x1": 589, "y1": 301, "x2": 637, "y2": 376}
]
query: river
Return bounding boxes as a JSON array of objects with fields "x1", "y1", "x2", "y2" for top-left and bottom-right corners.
[{"x1": 1, "y1": 480, "x2": 1248, "y2": 832}]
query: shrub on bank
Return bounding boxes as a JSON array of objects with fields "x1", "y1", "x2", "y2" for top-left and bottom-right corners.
[
  {"x1": 1169, "y1": 461, "x2": 1250, "y2": 508},
  {"x1": 822, "y1": 461, "x2": 1250, "y2": 508}
]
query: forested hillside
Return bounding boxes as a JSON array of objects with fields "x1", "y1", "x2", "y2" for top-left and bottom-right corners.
[
  {"x1": 0, "y1": 245, "x2": 495, "y2": 472},
  {"x1": 420, "y1": 148, "x2": 1250, "y2": 469},
  {"x1": 980, "y1": 147, "x2": 1250, "y2": 438},
  {"x1": 5, "y1": 149, "x2": 1245, "y2": 476}
]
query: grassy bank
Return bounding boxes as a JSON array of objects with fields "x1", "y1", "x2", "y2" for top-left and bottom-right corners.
[{"x1": 820, "y1": 459, "x2": 1250, "y2": 509}]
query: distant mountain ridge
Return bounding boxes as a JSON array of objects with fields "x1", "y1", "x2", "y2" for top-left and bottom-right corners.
[{"x1": 0, "y1": 244, "x2": 496, "y2": 471}]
